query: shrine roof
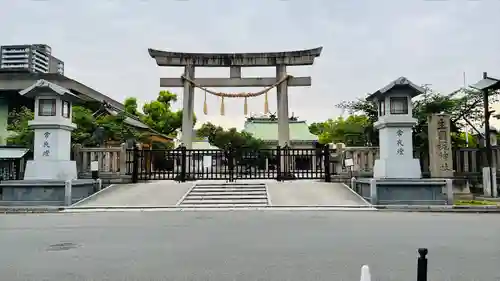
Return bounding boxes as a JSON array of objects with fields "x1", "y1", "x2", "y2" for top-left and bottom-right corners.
[
  {"x1": 19, "y1": 79, "x2": 80, "y2": 101},
  {"x1": 148, "y1": 47, "x2": 323, "y2": 67},
  {"x1": 243, "y1": 118, "x2": 317, "y2": 142},
  {"x1": 97, "y1": 103, "x2": 173, "y2": 141},
  {"x1": 0, "y1": 146, "x2": 29, "y2": 159},
  {"x1": 192, "y1": 139, "x2": 219, "y2": 150},
  {"x1": 0, "y1": 72, "x2": 123, "y2": 110},
  {"x1": 366, "y1": 77, "x2": 425, "y2": 101},
  {"x1": 470, "y1": 76, "x2": 500, "y2": 91}
]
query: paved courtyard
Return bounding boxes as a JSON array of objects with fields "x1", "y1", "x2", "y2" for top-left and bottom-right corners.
[
  {"x1": 267, "y1": 181, "x2": 369, "y2": 206},
  {"x1": 0, "y1": 211, "x2": 497, "y2": 281},
  {"x1": 74, "y1": 181, "x2": 194, "y2": 207},
  {"x1": 73, "y1": 180, "x2": 368, "y2": 207}
]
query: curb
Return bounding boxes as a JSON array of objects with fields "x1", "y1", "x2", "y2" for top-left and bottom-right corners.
[
  {"x1": 374, "y1": 205, "x2": 500, "y2": 213},
  {"x1": 2, "y1": 205, "x2": 500, "y2": 214},
  {"x1": 0, "y1": 207, "x2": 64, "y2": 214},
  {"x1": 63, "y1": 206, "x2": 377, "y2": 213}
]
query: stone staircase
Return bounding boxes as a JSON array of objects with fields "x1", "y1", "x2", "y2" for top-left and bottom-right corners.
[{"x1": 179, "y1": 183, "x2": 269, "y2": 208}]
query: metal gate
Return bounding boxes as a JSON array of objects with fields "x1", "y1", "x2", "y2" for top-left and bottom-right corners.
[{"x1": 126, "y1": 145, "x2": 331, "y2": 183}]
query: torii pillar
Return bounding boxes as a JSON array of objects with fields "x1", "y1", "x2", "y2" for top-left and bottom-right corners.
[
  {"x1": 181, "y1": 65, "x2": 195, "y2": 148},
  {"x1": 148, "y1": 47, "x2": 323, "y2": 149},
  {"x1": 276, "y1": 65, "x2": 290, "y2": 147}
]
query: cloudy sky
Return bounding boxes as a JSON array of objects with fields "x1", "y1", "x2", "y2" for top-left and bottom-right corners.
[{"x1": 1, "y1": 0, "x2": 499, "y2": 129}]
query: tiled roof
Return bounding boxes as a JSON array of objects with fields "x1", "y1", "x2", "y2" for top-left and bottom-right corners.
[
  {"x1": 192, "y1": 139, "x2": 219, "y2": 150},
  {"x1": 243, "y1": 118, "x2": 317, "y2": 142}
]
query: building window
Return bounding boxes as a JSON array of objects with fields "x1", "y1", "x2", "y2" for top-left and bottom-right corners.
[
  {"x1": 390, "y1": 97, "x2": 408, "y2": 115},
  {"x1": 38, "y1": 99, "x2": 56, "y2": 116},
  {"x1": 379, "y1": 100, "x2": 385, "y2": 116},
  {"x1": 61, "y1": 100, "x2": 70, "y2": 118}
]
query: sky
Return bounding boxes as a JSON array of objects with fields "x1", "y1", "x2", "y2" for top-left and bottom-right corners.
[{"x1": 1, "y1": 0, "x2": 499, "y2": 129}]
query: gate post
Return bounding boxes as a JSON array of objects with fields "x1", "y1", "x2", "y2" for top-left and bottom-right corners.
[
  {"x1": 276, "y1": 145, "x2": 282, "y2": 181},
  {"x1": 132, "y1": 145, "x2": 139, "y2": 183},
  {"x1": 180, "y1": 145, "x2": 187, "y2": 182},
  {"x1": 324, "y1": 145, "x2": 331, "y2": 182},
  {"x1": 227, "y1": 146, "x2": 235, "y2": 182}
]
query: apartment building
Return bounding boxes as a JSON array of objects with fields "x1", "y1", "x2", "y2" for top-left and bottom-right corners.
[{"x1": 0, "y1": 44, "x2": 64, "y2": 75}]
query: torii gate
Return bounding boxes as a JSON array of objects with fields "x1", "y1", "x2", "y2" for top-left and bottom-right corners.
[{"x1": 148, "y1": 47, "x2": 322, "y2": 149}]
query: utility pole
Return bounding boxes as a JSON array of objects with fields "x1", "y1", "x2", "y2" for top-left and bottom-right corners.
[{"x1": 482, "y1": 72, "x2": 495, "y2": 197}]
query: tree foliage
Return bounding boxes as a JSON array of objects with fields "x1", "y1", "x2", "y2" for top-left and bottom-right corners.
[
  {"x1": 196, "y1": 122, "x2": 265, "y2": 151},
  {"x1": 6, "y1": 90, "x2": 192, "y2": 148},
  {"x1": 309, "y1": 115, "x2": 372, "y2": 146},
  {"x1": 311, "y1": 87, "x2": 500, "y2": 150},
  {"x1": 6, "y1": 107, "x2": 34, "y2": 148},
  {"x1": 196, "y1": 122, "x2": 268, "y2": 169},
  {"x1": 140, "y1": 90, "x2": 196, "y2": 138}
]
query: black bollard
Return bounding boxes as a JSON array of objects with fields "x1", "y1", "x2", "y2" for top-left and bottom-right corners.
[{"x1": 417, "y1": 248, "x2": 428, "y2": 281}]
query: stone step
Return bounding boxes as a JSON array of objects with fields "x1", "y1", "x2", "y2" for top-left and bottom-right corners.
[
  {"x1": 180, "y1": 199, "x2": 268, "y2": 205},
  {"x1": 192, "y1": 188, "x2": 266, "y2": 192},
  {"x1": 179, "y1": 204, "x2": 268, "y2": 208},
  {"x1": 193, "y1": 185, "x2": 266, "y2": 189},
  {"x1": 194, "y1": 183, "x2": 267, "y2": 187},
  {"x1": 185, "y1": 195, "x2": 268, "y2": 200},
  {"x1": 188, "y1": 191, "x2": 267, "y2": 196}
]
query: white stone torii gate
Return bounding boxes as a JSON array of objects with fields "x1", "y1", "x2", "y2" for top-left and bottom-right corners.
[{"x1": 148, "y1": 47, "x2": 322, "y2": 149}]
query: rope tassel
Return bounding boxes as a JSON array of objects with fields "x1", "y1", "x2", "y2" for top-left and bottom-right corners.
[
  {"x1": 244, "y1": 97, "x2": 248, "y2": 115},
  {"x1": 180, "y1": 74, "x2": 291, "y2": 116},
  {"x1": 220, "y1": 96, "x2": 225, "y2": 116},
  {"x1": 264, "y1": 92, "x2": 269, "y2": 114},
  {"x1": 203, "y1": 90, "x2": 208, "y2": 115}
]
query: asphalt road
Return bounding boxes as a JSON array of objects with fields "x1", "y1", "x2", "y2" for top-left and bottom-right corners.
[{"x1": 0, "y1": 211, "x2": 498, "y2": 281}]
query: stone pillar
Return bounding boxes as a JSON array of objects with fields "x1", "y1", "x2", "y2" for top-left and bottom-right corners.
[
  {"x1": 181, "y1": 65, "x2": 195, "y2": 149},
  {"x1": 428, "y1": 114, "x2": 453, "y2": 178},
  {"x1": 276, "y1": 65, "x2": 290, "y2": 146}
]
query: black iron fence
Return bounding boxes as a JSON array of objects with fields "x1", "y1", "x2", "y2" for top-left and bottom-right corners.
[{"x1": 127, "y1": 145, "x2": 331, "y2": 183}]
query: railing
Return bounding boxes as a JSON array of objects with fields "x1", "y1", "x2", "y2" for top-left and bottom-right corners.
[
  {"x1": 334, "y1": 145, "x2": 500, "y2": 175},
  {"x1": 73, "y1": 143, "x2": 128, "y2": 182}
]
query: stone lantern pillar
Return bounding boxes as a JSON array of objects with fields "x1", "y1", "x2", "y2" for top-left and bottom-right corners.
[
  {"x1": 19, "y1": 79, "x2": 79, "y2": 181},
  {"x1": 366, "y1": 77, "x2": 424, "y2": 179}
]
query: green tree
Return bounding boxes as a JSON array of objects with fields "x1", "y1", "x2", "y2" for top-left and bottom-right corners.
[
  {"x1": 6, "y1": 107, "x2": 34, "y2": 148},
  {"x1": 6, "y1": 90, "x2": 199, "y2": 148},
  {"x1": 196, "y1": 122, "x2": 268, "y2": 168},
  {"x1": 71, "y1": 105, "x2": 95, "y2": 144},
  {"x1": 141, "y1": 90, "x2": 196, "y2": 138},
  {"x1": 196, "y1": 122, "x2": 265, "y2": 150},
  {"x1": 335, "y1": 87, "x2": 500, "y2": 150},
  {"x1": 309, "y1": 115, "x2": 371, "y2": 146},
  {"x1": 7, "y1": 105, "x2": 144, "y2": 148},
  {"x1": 123, "y1": 97, "x2": 139, "y2": 116}
]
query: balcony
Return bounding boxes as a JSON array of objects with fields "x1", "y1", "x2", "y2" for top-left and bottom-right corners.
[
  {"x1": 33, "y1": 49, "x2": 49, "y2": 58},
  {"x1": 2, "y1": 49, "x2": 28, "y2": 54},
  {"x1": 1, "y1": 64, "x2": 29, "y2": 69},
  {"x1": 2, "y1": 59, "x2": 28, "y2": 64},
  {"x1": 1, "y1": 54, "x2": 28, "y2": 59}
]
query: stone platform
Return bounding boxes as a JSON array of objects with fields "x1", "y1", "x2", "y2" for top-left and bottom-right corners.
[
  {"x1": 353, "y1": 178, "x2": 453, "y2": 205},
  {"x1": 0, "y1": 179, "x2": 96, "y2": 206}
]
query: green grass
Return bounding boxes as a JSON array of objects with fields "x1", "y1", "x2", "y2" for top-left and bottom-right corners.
[{"x1": 454, "y1": 200, "x2": 498, "y2": 206}]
